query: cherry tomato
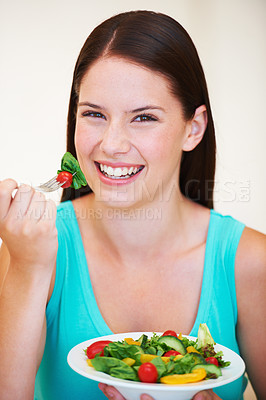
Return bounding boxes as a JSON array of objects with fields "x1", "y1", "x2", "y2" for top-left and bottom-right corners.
[
  {"x1": 86, "y1": 340, "x2": 112, "y2": 359},
  {"x1": 56, "y1": 171, "x2": 73, "y2": 188},
  {"x1": 138, "y1": 362, "x2": 158, "y2": 383},
  {"x1": 205, "y1": 357, "x2": 219, "y2": 366},
  {"x1": 164, "y1": 350, "x2": 181, "y2": 357},
  {"x1": 162, "y1": 330, "x2": 177, "y2": 337}
]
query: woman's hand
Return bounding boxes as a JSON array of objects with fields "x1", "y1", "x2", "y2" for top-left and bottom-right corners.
[
  {"x1": 99, "y1": 383, "x2": 151, "y2": 400},
  {"x1": 0, "y1": 180, "x2": 58, "y2": 399},
  {"x1": 192, "y1": 391, "x2": 222, "y2": 399},
  {"x1": 99, "y1": 384, "x2": 221, "y2": 400},
  {"x1": 99, "y1": 384, "x2": 125, "y2": 400},
  {"x1": 0, "y1": 179, "x2": 57, "y2": 272}
]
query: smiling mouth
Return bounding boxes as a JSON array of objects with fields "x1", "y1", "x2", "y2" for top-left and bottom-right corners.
[{"x1": 95, "y1": 162, "x2": 145, "y2": 180}]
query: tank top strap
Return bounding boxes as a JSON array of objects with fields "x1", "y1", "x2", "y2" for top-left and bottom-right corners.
[
  {"x1": 209, "y1": 209, "x2": 245, "y2": 315},
  {"x1": 190, "y1": 209, "x2": 245, "y2": 336},
  {"x1": 46, "y1": 200, "x2": 81, "y2": 327}
]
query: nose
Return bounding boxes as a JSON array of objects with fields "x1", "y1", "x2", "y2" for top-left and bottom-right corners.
[{"x1": 99, "y1": 123, "x2": 131, "y2": 156}]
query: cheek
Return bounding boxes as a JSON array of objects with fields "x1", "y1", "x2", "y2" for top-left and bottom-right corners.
[
  {"x1": 142, "y1": 132, "x2": 182, "y2": 164},
  {"x1": 74, "y1": 124, "x2": 96, "y2": 155},
  {"x1": 74, "y1": 129, "x2": 85, "y2": 152}
]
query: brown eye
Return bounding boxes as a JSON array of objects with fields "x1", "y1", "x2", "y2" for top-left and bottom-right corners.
[
  {"x1": 82, "y1": 111, "x2": 106, "y2": 119},
  {"x1": 133, "y1": 114, "x2": 157, "y2": 122}
]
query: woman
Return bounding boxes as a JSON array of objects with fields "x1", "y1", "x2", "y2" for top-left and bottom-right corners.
[{"x1": 0, "y1": 10, "x2": 265, "y2": 400}]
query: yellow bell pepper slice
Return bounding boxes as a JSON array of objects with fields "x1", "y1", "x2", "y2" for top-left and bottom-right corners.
[
  {"x1": 124, "y1": 338, "x2": 141, "y2": 346},
  {"x1": 178, "y1": 332, "x2": 182, "y2": 340},
  {"x1": 160, "y1": 368, "x2": 206, "y2": 384},
  {"x1": 86, "y1": 359, "x2": 93, "y2": 367},
  {"x1": 140, "y1": 354, "x2": 184, "y2": 364},
  {"x1": 140, "y1": 354, "x2": 159, "y2": 363},
  {"x1": 122, "y1": 357, "x2": 136, "y2": 366},
  {"x1": 173, "y1": 354, "x2": 184, "y2": 361},
  {"x1": 186, "y1": 346, "x2": 200, "y2": 354}
]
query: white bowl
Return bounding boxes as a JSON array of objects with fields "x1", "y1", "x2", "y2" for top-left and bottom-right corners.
[{"x1": 67, "y1": 332, "x2": 245, "y2": 400}]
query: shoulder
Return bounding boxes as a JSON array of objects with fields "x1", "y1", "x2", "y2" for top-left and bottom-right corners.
[
  {"x1": 235, "y1": 227, "x2": 266, "y2": 397},
  {"x1": 235, "y1": 226, "x2": 266, "y2": 280},
  {"x1": 235, "y1": 226, "x2": 266, "y2": 320}
]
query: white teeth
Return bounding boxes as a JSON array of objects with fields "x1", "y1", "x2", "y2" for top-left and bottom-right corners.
[
  {"x1": 107, "y1": 166, "x2": 114, "y2": 176},
  {"x1": 113, "y1": 168, "x2": 122, "y2": 177},
  {"x1": 98, "y1": 163, "x2": 143, "y2": 179}
]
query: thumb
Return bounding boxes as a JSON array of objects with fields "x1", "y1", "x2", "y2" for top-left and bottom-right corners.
[{"x1": 192, "y1": 389, "x2": 216, "y2": 399}]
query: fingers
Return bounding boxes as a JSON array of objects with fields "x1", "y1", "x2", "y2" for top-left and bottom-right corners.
[
  {"x1": 98, "y1": 383, "x2": 126, "y2": 400},
  {"x1": 0, "y1": 179, "x2": 18, "y2": 221},
  {"x1": 192, "y1": 389, "x2": 220, "y2": 399},
  {"x1": 0, "y1": 182, "x2": 56, "y2": 229},
  {"x1": 98, "y1": 384, "x2": 155, "y2": 400},
  {"x1": 25, "y1": 191, "x2": 46, "y2": 222},
  {"x1": 0, "y1": 180, "x2": 57, "y2": 248},
  {"x1": 40, "y1": 198, "x2": 57, "y2": 225},
  {"x1": 8, "y1": 185, "x2": 35, "y2": 221},
  {"x1": 98, "y1": 386, "x2": 219, "y2": 400}
]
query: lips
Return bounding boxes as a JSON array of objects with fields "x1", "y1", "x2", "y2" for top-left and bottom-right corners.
[{"x1": 95, "y1": 161, "x2": 144, "y2": 182}]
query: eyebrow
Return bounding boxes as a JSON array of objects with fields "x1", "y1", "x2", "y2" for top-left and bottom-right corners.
[
  {"x1": 78, "y1": 102, "x2": 103, "y2": 109},
  {"x1": 78, "y1": 102, "x2": 165, "y2": 113}
]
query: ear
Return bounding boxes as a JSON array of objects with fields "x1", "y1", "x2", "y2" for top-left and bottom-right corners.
[{"x1": 182, "y1": 105, "x2": 208, "y2": 152}]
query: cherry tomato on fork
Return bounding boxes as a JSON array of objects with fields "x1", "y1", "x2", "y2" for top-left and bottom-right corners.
[
  {"x1": 138, "y1": 362, "x2": 158, "y2": 383},
  {"x1": 86, "y1": 340, "x2": 113, "y2": 359},
  {"x1": 162, "y1": 330, "x2": 178, "y2": 337},
  {"x1": 56, "y1": 171, "x2": 73, "y2": 188}
]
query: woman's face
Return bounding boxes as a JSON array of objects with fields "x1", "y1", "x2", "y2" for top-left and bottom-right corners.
[{"x1": 75, "y1": 57, "x2": 193, "y2": 208}]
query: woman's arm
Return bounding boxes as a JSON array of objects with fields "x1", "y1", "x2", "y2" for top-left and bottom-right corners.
[
  {"x1": 235, "y1": 227, "x2": 266, "y2": 399},
  {"x1": 0, "y1": 180, "x2": 58, "y2": 400}
]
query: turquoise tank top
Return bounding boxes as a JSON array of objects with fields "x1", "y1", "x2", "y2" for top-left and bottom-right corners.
[{"x1": 34, "y1": 201, "x2": 246, "y2": 400}]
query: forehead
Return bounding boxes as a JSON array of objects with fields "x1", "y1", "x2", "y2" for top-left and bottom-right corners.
[{"x1": 79, "y1": 57, "x2": 177, "y2": 103}]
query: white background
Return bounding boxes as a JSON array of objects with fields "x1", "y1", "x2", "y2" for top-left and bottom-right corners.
[
  {"x1": 0, "y1": 0, "x2": 265, "y2": 234},
  {"x1": 0, "y1": 2, "x2": 263, "y2": 397}
]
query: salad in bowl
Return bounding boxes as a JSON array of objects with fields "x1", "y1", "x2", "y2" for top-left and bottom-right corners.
[
  {"x1": 84, "y1": 324, "x2": 230, "y2": 385},
  {"x1": 67, "y1": 324, "x2": 245, "y2": 400}
]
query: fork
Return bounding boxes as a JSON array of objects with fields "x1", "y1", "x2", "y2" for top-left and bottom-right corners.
[
  {"x1": 35, "y1": 172, "x2": 76, "y2": 192},
  {"x1": 34, "y1": 176, "x2": 66, "y2": 192}
]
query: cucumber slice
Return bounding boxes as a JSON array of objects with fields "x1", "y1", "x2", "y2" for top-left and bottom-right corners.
[
  {"x1": 137, "y1": 334, "x2": 148, "y2": 348},
  {"x1": 191, "y1": 363, "x2": 222, "y2": 378},
  {"x1": 157, "y1": 335, "x2": 187, "y2": 355}
]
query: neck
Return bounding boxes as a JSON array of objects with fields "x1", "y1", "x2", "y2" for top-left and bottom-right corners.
[{"x1": 88, "y1": 191, "x2": 193, "y2": 262}]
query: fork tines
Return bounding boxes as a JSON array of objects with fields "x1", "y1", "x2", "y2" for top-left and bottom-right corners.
[{"x1": 37, "y1": 176, "x2": 64, "y2": 192}]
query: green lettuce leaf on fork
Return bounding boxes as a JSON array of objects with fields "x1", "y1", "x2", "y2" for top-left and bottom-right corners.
[{"x1": 57, "y1": 152, "x2": 87, "y2": 189}]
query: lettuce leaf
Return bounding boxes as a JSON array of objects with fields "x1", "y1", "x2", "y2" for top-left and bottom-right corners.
[
  {"x1": 91, "y1": 356, "x2": 138, "y2": 381},
  {"x1": 197, "y1": 323, "x2": 215, "y2": 349},
  {"x1": 104, "y1": 342, "x2": 143, "y2": 364},
  {"x1": 57, "y1": 152, "x2": 87, "y2": 189}
]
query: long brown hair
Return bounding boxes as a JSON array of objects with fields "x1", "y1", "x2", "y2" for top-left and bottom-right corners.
[{"x1": 61, "y1": 10, "x2": 216, "y2": 208}]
